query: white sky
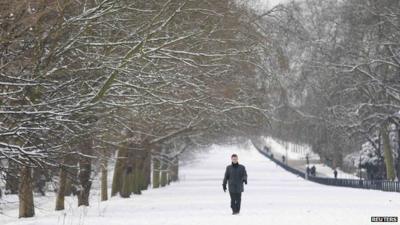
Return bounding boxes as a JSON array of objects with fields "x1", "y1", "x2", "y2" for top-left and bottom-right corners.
[
  {"x1": 247, "y1": 0, "x2": 289, "y2": 11},
  {"x1": 264, "y1": 0, "x2": 289, "y2": 8}
]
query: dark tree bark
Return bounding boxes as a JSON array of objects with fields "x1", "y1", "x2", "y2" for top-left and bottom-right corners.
[
  {"x1": 160, "y1": 158, "x2": 168, "y2": 187},
  {"x1": 120, "y1": 166, "x2": 133, "y2": 198},
  {"x1": 55, "y1": 153, "x2": 77, "y2": 210},
  {"x1": 138, "y1": 152, "x2": 148, "y2": 190},
  {"x1": 120, "y1": 147, "x2": 135, "y2": 198},
  {"x1": 152, "y1": 156, "x2": 160, "y2": 188},
  {"x1": 77, "y1": 138, "x2": 93, "y2": 206},
  {"x1": 170, "y1": 157, "x2": 179, "y2": 182},
  {"x1": 133, "y1": 153, "x2": 142, "y2": 195},
  {"x1": 141, "y1": 144, "x2": 152, "y2": 190},
  {"x1": 55, "y1": 164, "x2": 67, "y2": 210},
  {"x1": 111, "y1": 145, "x2": 127, "y2": 196},
  {"x1": 18, "y1": 166, "x2": 34, "y2": 218},
  {"x1": 101, "y1": 154, "x2": 108, "y2": 201},
  {"x1": 381, "y1": 123, "x2": 396, "y2": 181}
]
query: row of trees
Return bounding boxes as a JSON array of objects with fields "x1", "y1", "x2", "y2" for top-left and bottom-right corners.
[
  {"x1": 254, "y1": 0, "x2": 400, "y2": 180},
  {"x1": 0, "y1": 0, "x2": 280, "y2": 218}
]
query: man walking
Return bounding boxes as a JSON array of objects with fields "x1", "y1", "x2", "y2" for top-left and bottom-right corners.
[{"x1": 222, "y1": 154, "x2": 247, "y2": 215}]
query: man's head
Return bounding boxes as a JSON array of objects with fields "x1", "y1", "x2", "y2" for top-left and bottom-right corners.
[{"x1": 231, "y1": 154, "x2": 238, "y2": 163}]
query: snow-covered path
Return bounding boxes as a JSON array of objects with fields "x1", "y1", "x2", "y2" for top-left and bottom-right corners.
[{"x1": 2, "y1": 144, "x2": 400, "y2": 225}]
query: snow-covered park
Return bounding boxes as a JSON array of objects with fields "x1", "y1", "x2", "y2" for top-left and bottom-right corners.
[
  {"x1": 1, "y1": 0, "x2": 400, "y2": 224},
  {"x1": 2, "y1": 144, "x2": 398, "y2": 225}
]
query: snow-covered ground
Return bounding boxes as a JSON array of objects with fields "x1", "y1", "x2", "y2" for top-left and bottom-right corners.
[
  {"x1": 262, "y1": 136, "x2": 320, "y2": 161},
  {"x1": 1, "y1": 143, "x2": 399, "y2": 225},
  {"x1": 308, "y1": 163, "x2": 360, "y2": 179}
]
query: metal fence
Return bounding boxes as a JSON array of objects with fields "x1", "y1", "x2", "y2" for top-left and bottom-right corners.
[{"x1": 254, "y1": 145, "x2": 400, "y2": 193}]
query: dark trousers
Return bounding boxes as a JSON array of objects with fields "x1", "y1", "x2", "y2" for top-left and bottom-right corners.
[{"x1": 229, "y1": 192, "x2": 242, "y2": 213}]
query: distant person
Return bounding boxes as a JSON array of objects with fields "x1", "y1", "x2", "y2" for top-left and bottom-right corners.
[
  {"x1": 305, "y1": 154, "x2": 309, "y2": 165},
  {"x1": 306, "y1": 166, "x2": 311, "y2": 178},
  {"x1": 334, "y1": 169, "x2": 338, "y2": 179},
  {"x1": 311, "y1": 165, "x2": 316, "y2": 176},
  {"x1": 223, "y1": 154, "x2": 248, "y2": 215},
  {"x1": 282, "y1": 155, "x2": 286, "y2": 164}
]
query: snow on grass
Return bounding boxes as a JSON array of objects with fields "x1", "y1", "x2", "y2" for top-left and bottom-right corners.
[
  {"x1": 1, "y1": 143, "x2": 399, "y2": 225},
  {"x1": 309, "y1": 163, "x2": 360, "y2": 179},
  {"x1": 262, "y1": 136, "x2": 320, "y2": 161}
]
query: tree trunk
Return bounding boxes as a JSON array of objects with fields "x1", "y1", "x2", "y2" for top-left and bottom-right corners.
[
  {"x1": 141, "y1": 146, "x2": 151, "y2": 190},
  {"x1": 381, "y1": 123, "x2": 396, "y2": 181},
  {"x1": 77, "y1": 138, "x2": 93, "y2": 206},
  {"x1": 56, "y1": 154, "x2": 77, "y2": 210},
  {"x1": 55, "y1": 165, "x2": 67, "y2": 210},
  {"x1": 101, "y1": 155, "x2": 108, "y2": 201},
  {"x1": 133, "y1": 156, "x2": 142, "y2": 195},
  {"x1": 111, "y1": 146, "x2": 127, "y2": 196},
  {"x1": 160, "y1": 158, "x2": 168, "y2": 187},
  {"x1": 396, "y1": 127, "x2": 400, "y2": 180},
  {"x1": 138, "y1": 166, "x2": 146, "y2": 191},
  {"x1": 137, "y1": 153, "x2": 148, "y2": 191},
  {"x1": 170, "y1": 157, "x2": 179, "y2": 182},
  {"x1": 18, "y1": 166, "x2": 34, "y2": 218},
  {"x1": 167, "y1": 167, "x2": 171, "y2": 185},
  {"x1": 120, "y1": 166, "x2": 133, "y2": 198},
  {"x1": 152, "y1": 155, "x2": 160, "y2": 188},
  {"x1": 120, "y1": 148, "x2": 135, "y2": 198}
]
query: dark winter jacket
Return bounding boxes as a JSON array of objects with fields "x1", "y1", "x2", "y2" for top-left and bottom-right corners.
[{"x1": 222, "y1": 162, "x2": 247, "y2": 193}]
